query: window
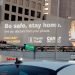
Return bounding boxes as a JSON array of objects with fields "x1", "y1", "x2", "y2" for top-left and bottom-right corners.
[
  {"x1": 5, "y1": 4, "x2": 10, "y2": 11},
  {"x1": 12, "y1": 6, "x2": 16, "y2": 12},
  {"x1": 4, "y1": 13, "x2": 9, "y2": 20},
  {"x1": 24, "y1": 18, "x2": 28, "y2": 21},
  {"x1": 45, "y1": 3, "x2": 48, "y2": 6},
  {"x1": 31, "y1": 1, "x2": 36, "y2": 9},
  {"x1": 25, "y1": 0, "x2": 29, "y2": 7},
  {"x1": 31, "y1": 10, "x2": 35, "y2": 17},
  {"x1": 18, "y1": 7, "x2": 23, "y2": 14},
  {"x1": 11, "y1": 15, "x2": 16, "y2": 21},
  {"x1": 37, "y1": 12, "x2": 41, "y2": 18},
  {"x1": 30, "y1": 19, "x2": 34, "y2": 21},
  {"x1": 44, "y1": 8, "x2": 48, "y2": 10},
  {"x1": 43, "y1": 14, "x2": 46, "y2": 20},
  {"x1": 18, "y1": 16, "x2": 22, "y2": 21},
  {"x1": 12, "y1": 0, "x2": 17, "y2": 4},
  {"x1": 44, "y1": 13, "x2": 48, "y2": 14},
  {"x1": 19, "y1": 0, "x2": 23, "y2": 5},
  {"x1": 37, "y1": 3, "x2": 41, "y2": 10},
  {"x1": 45, "y1": 0, "x2": 48, "y2": 1},
  {"x1": 25, "y1": 9, "x2": 29, "y2": 15}
]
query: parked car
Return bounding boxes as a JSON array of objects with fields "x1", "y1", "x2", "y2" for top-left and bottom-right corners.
[{"x1": 0, "y1": 59, "x2": 75, "y2": 75}]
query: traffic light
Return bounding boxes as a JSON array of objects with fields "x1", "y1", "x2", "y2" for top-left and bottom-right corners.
[{"x1": 0, "y1": 41, "x2": 7, "y2": 44}]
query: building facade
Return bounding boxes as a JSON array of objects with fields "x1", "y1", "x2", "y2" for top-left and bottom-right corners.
[
  {"x1": 44, "y1": 0, "x2": 75, "y2": 46},
  {"x1": 0, "y1": 0, "x2": 45, "y2": 21},
  {"x1": 44, "y1": 0, "x2": 59, "y2": 18},
  {"x1": 44, "y1": 0, "x2": 75, "y2": 19}
]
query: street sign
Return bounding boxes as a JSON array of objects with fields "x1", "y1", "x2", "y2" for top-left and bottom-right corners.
[{"x1": 24, "y1": 44, "x2": 35, "y2": 51}]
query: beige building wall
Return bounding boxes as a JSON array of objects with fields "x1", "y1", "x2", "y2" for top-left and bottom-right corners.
[
  {"x1": 50, "y1": 0, "x2": 59, "y2": 16},
  {"x1": 59, "y1": 0, "x2": 71, "y2": 18},
  {"x1": 44, "y1": 0, "x2": 59, "y2": 17}
]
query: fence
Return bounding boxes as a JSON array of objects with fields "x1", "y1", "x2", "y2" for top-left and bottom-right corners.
[{"x1": 0, "y1": 51, "x2": 75, "y2": 61}]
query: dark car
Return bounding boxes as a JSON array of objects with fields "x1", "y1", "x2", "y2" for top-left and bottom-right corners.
[{"x1": 0, "y1": 60, "x2": 75, "y2": 75}]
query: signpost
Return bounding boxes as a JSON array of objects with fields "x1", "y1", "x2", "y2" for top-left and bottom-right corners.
[{"x1": 24, "y1": 44, "x2": 36, "y2": 59}]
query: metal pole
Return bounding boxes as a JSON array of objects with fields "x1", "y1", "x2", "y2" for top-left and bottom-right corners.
[
  {"x1": 33, "y1": 51, "x2": 36, "y2": 60},
  {"x1": 33, "y1": 47, "x2": 36, "y2": 60},
  {"x1": 57, "y1": 0, "x2": 60, "y2": 17},
  {"x1": 55, "y1": 0, "x2": 60, "y2": 60}
]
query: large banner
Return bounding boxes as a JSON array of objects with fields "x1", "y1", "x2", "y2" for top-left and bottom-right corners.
[{"x1": 0, "y1": 18, "x2": 71, "y2": 46}]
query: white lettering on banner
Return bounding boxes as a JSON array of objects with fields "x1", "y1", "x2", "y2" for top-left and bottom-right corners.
[
  {"x1": 47, "y1": 37, "x2": 62, "y2": 43},
  {"x1": 2, "y1": 21, "x2": 65, "y2": 45},
  {"x1": 29, "y1": 37, "x2": 43, "y2": 43},
  {"x1": 4, "y1": 23, "x2": 62, "y2": 29},
  {"x1": 58, "y1": 24, "x2": 62, "y2": 27},
  {"x1": 5, "y1": 24, "x2": 12, "y2": 28},
  {"x1": 43, "y1": 23, "x2": 62, "y2": 28},
  {"x1": 57, "y1": 37, "x2": 62, "y2": 43},
  {"x1": 5, "y1": 23, "x2": 27, "y2": 29},
  {"x1": 43, "y1": 23, "x2": 56, "y2": 28},
  {"x1": 29, "y1": 23, "x2": 41, "y2": 29},
  {"x1": 13, "y1": 23, "x2": 27, "y2": 29},
  {"x1": 28, "y1": 37, "x2": 62, "y2": 44},
  {"x1": 47, "y1": 37, "x2": 55, "y2": 43}
]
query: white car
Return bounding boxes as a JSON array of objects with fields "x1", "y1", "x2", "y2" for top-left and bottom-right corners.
[{"x1": 0, "y1": 60, "x2": 75, "y2": 75}]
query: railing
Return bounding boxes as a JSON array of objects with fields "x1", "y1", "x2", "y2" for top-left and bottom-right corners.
[{"x1": 0, "y1": 50, "x2": 75, "y2": 61}]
